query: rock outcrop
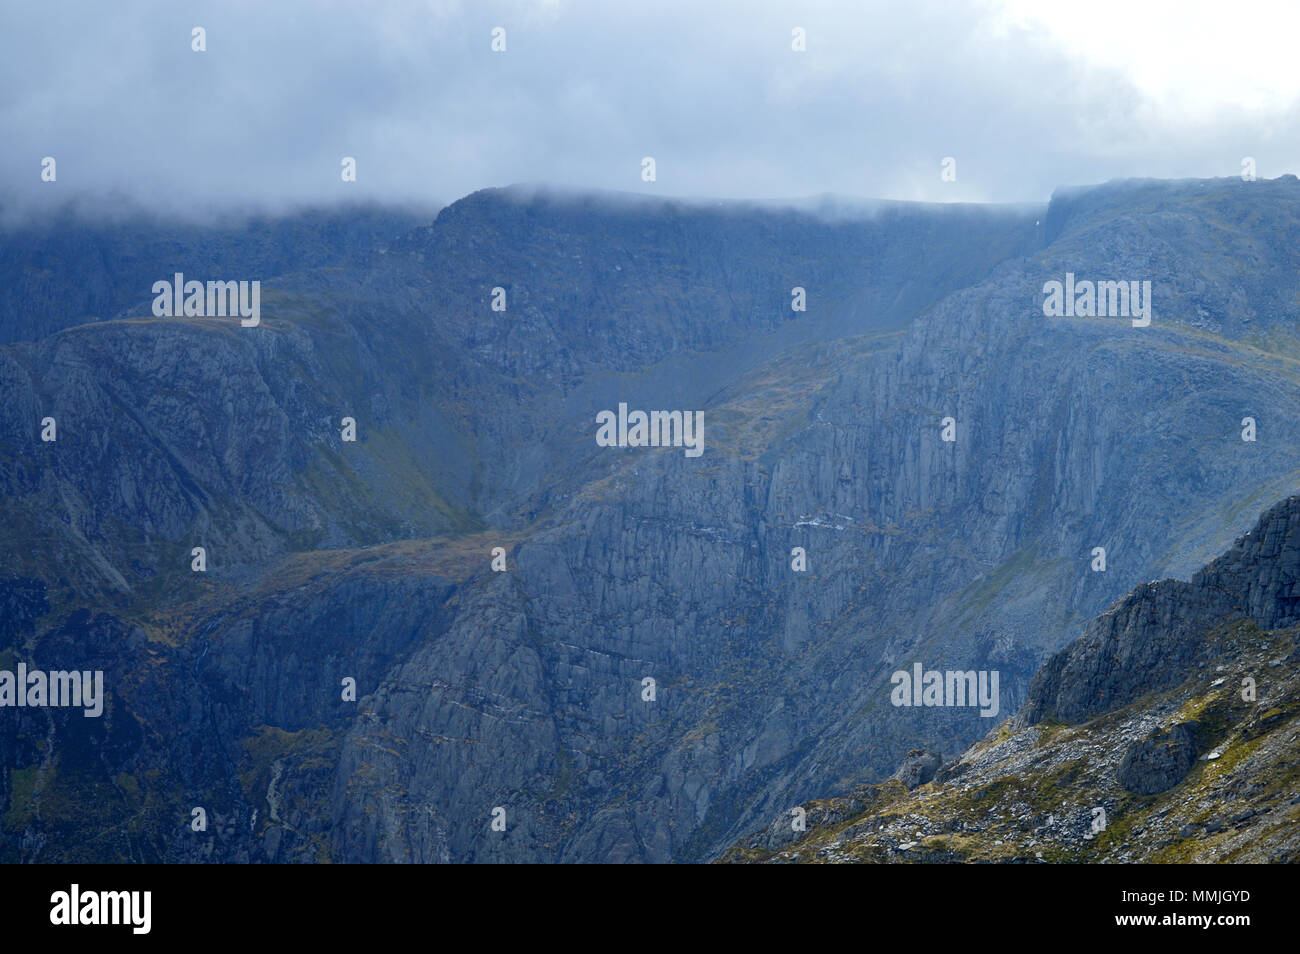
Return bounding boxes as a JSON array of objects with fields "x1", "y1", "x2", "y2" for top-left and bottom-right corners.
[
  {"x1": 725, "y1": 495, "x2": 1300, "y2": 863},
  {"x1": 1117, "y1": 723, "x2": 1200, "y2": 795},
  {"x1": 1023, "y1": 495, "x2": 1300, "y2": 725}
]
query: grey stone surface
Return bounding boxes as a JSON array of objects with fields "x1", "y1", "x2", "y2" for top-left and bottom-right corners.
[{"x1": 4, "y1": 177, "x2": 1300, "y2": 862}]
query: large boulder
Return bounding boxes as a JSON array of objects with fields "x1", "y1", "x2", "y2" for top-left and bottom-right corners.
[{"x1": 1117, "y1": 723, "x2": 1200, "y2": 795}]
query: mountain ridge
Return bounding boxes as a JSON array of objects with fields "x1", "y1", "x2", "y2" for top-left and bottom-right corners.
[{"x1": 3, "y1": 175, "x2": 1299, "y2": 862}]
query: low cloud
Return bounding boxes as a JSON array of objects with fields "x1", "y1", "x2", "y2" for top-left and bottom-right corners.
[{"x1": 2, "y1": 0, "x2": 1297, "y2": 219}]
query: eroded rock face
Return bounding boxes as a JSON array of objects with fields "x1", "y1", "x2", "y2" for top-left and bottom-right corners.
[
  {"x1": 724, "y1": 492, "x2": 1300, "y2": 864},
  {"x1": 1118, "y1": 723, "x2": 1200, "y2": 795},
  {"x1": 6, "y1": 177, "x2": 1300, "y2": 862},
  {"x1": 894, "y1": 749, "x2": 945, "y2": 790},
  {"x1": 1023, "y1": 496, "x2": 1300, "y2": 727}
]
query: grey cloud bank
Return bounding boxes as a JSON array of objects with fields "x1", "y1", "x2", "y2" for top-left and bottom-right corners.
[{"x1": 1, "y1": 0, "x2": 1297, "y2": 216}]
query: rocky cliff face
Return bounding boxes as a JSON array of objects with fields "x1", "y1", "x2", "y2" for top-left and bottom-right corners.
[
  {"x1": 725, "y1": 495, "x2": 1300, "y2": 863},
  {"x1": 3, "y1": 177, "x2": 1300, "y2": 862},
  {"x1": 1024, "y1": 494, "x2": 1300, "y2": 726}
]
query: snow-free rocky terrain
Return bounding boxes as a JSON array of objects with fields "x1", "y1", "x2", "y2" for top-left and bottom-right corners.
[
  {"x1": 2, "y1": 176, "x2": 1299, "y2": 862},
  {"x1": 724, "y1": 495, "x2": 1300, "y2": 863}
]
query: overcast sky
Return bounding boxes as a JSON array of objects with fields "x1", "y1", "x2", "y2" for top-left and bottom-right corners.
[{"x1": 4, "y1": 0, "x2": 1300, "y2": 218}]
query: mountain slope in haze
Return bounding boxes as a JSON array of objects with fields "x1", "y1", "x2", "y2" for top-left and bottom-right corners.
[
  {"x1": 3, "y1": 177, "x2": 1300, "y2": 863},
  {"x1": 0, "y1": 202, "x2": 435, "y2": 346},
  {"x1": 723, "y1": 495, "x2": 1300, "y2": 864}
]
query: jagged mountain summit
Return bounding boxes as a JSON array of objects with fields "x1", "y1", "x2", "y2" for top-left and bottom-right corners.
[
  {"x1": 2, "y1": 176, "x2": 1300, "y2": 862},
  {"x1": 724, "y1": 495, "x2": 1300, "y2": 863}
]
